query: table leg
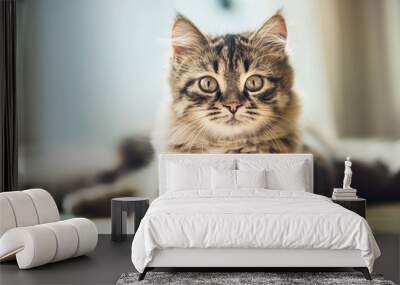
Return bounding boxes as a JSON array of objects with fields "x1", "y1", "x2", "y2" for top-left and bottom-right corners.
[
  {"x1": 111, "y1": 201, "x2": 121, "y2": 241},
  {"x1": 111, "y1": 201, "x2": 128, "y2": 242}
]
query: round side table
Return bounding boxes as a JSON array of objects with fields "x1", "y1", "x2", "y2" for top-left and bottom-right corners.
[{"x1": 111, "y1": 197, "x2": 149, "y2": 242}]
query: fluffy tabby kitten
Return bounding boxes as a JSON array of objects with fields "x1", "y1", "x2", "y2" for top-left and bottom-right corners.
[
  {"x1": 163, "y1": 13, "x2": 301, "y2": 154},
  {"x1": 64, "y1": 13, "x2": 311, "y2": 217}
]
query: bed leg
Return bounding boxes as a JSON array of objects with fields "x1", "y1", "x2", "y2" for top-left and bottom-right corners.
[
  {"x1": 361, "y1": 268, "x2": 372, "y2": 281},
  {"x1": 354, "y1": 267, "x2": 371, "y2": 280},
  {"x1": 138, "y1": 268, "x2": 148, "y2": 281}
]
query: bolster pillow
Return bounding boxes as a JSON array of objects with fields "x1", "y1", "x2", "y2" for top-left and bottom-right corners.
[{"x1": 0, "y1": 218, "x2": 98, "y2": 269}]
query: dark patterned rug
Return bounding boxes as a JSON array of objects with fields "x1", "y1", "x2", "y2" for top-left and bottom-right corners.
[{"x1": 116, "y1": 272, "x2": 396, "y2": 285}]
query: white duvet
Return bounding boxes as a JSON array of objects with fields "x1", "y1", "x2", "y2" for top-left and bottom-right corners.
[{"x1": 131, "y1": 190, "x2": 380, "y2": 273}]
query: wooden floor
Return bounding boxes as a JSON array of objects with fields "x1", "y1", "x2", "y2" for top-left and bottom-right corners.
[{"x1": 0, "y1": 234, "x2": 398, "y2": 284}]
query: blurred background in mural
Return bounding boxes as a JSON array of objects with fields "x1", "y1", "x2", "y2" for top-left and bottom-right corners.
[{"x1": 16, "y1": 0, "x2": 399, "y2": 238}]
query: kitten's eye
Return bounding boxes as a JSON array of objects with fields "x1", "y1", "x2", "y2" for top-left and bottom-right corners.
[
  {"x1": 199, "y1": 76, "x2": 218, "y2": 93},
  {"x1": 245, "y1": 75, "x2": 264, "y2": 92}
]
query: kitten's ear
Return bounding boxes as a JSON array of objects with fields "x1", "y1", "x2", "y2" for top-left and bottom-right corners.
[
  {"x1": 171, "y1": 15, "x2": 208, "y2": 57},
  {"x1": 251, "y1": 12, "x2": 287, "y2": 53}
]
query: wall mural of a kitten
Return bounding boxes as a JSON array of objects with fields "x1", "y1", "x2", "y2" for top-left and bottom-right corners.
[
  {"x1": 63, "y1": 13, "x2": 335, "y2": 217},
  {"x1": 162, "y1": 13, "x2": 301, "y2": 154}
]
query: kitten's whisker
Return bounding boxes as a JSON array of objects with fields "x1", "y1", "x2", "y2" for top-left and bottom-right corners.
[
  {"x1": 175, "y1": 115, "x2": 208, "y2": 143},
  {"x1": 169, "y1": 114, "x2": 208, "y2": 139},
  {"x1": 241, "y1": 115, "x2": 256, "y2": 121},
  {"x1": 174, "y1": 124, "x2": 202, "y2": 147},
  {"x1": 256, "y1": 109, "x2": 292, "y2": 124},
  {"x1": 169, "y1": 124, "x2": 200, "y2": 144},
  {"x1": 267, "y1": 114, "x2": 294, "y2": 125},
  {"x1": 182, "y1": 122, "x2": 205, "y2": 151},
  {"x1": 187, "y1": 124, "x2": 206, "y2": 152},
  {"x1": 260, "y1": 126, "x2": 286, "y2": 151},
  {"x1": 210, "y1": 115, "x2": 229, "y2": 121}
]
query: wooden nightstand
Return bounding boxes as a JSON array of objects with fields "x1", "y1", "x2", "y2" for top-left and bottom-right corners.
[{"x1": 331, "y1": 198, "x2": 366, "y2": 218}]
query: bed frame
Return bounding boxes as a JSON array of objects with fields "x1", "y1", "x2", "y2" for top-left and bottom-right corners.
[
  {"x1": 139, "y1": 154, "x2": 372, "y2": 280},
  {"x1": 140, "y1": 248, "x2": 371, "y2": 280}
]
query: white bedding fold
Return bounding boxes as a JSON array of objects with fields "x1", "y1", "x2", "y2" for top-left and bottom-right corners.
[{"x1": 131, "y1": 190, "x2": 380, "y2": 273}]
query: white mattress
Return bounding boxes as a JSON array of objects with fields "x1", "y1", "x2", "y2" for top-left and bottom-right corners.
[{"x1": 131, "y1": 190, "x2": 380, "y2": 273}]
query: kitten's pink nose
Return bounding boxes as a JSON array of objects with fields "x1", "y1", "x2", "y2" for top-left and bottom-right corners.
[{"x1": 223, "y1": 102, "x2": 243, "y2": 114}]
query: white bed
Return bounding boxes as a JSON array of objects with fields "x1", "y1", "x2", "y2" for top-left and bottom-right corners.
[{"x1": 131, "y1": 154, "x2": 380, "y2": 280}]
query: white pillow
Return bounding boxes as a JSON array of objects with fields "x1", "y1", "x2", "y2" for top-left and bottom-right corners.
[
  {"x1": 167, "y1": 162, "x2": 210, "y2": 191},
  {"x1": 266, "y1": 162, "x2": 306, "y2": 191},
  {"x1": 211, "y1": 168, "x2": 236, "y2": 190},
  {"x1": 211, "y1": 169, "x2": 268, "y2": 190},
  {"x1": 238, "y1": 159, "x2": 307, "y2": 191},
  {"x1": 236, "y1": 169, "x2": 267, "y2": 189},
  {"x1": 166, "y1": 159, "x2": 236, "y2": 192}
]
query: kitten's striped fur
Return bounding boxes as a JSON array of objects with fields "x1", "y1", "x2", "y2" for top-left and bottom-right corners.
[{"x1": 166, "y1": 13, "x2": 301, "y2": 154}]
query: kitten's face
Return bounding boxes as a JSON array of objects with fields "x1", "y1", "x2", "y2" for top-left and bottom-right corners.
[{"x1": 170, "y1": 14, "x2": 294, "y2": 138}]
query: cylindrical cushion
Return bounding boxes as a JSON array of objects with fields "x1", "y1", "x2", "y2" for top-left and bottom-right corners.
[
  {"x1": 0, "y1": 196, "x2": 17, "y2": 237},
  {"x1": 23, "y1": 189, "x2": 59, "y2": 224},
  {"x1": 0, "y1": 218, "x2": 97, "y2": 269},
  {"x1": 64, "y1": 218, "x2": 98, "y2": 257},
  {"x1": 0, "y1": 226, "x2": 57, "y2": 269},
  {"x1": 42, "y1": 221, "x2": 79, "y2": 262},
  {"x1": 0, "y1": 192, "x2": 39, "y2": 227}
]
